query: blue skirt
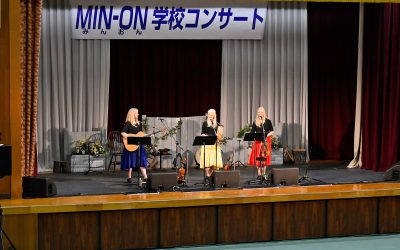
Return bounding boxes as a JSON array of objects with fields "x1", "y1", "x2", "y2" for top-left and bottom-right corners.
[{"x1": 121, "y1": 146, "x2": 148, "y2": 170}]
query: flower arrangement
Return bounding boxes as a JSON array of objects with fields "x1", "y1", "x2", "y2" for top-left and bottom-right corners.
[
  {"x1": 72, "y1": 139, "x2": 106, "y2": 157},
  {"x1": 236, "y1": 124, "x2": 252, "y2": 138},
  {"x1": 271, "y1": 135, "x2": 283, "y2": 149}
]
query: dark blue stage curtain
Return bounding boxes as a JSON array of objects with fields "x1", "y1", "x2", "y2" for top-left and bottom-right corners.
[
  {"x1": 361, "y1": 4, "x2": 400, "y2": 172},
  {"x1": 107, "y1": 40, "x2": 222, "y2": 133},
  {"x1": 308, "y1": 3, "x2": 359, "y2": 160}
]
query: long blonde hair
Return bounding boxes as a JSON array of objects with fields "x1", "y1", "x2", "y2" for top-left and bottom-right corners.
[
  {"x1": 255, "y1": 106, "x2": 267, "y2": 127},
  {"x1": 126, "y1": 108, "x2": 140, "y2": 126},
  {"x1": 206, "y1": 109, "x2": 218, "y2": 128}
]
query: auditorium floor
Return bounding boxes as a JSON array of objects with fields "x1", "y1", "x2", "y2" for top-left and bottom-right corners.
[
  {"x1": 37, "y1": 161, "x2": 388, "y2": 197},
  {"x1": 169, "y1": 233, "x2": 400, "y2": 250}
]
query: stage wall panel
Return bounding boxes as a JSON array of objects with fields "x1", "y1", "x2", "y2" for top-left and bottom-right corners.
[
  {"x1": 273, "y1": 200, "x2": 326, "y2": 240},
  {"x1": 217, "y1": 203, "x2": 272, "y2": 243},
  {"x1": 38, "y1": 212, "x2": 100, "y2": 250},
  {"x1": 378, "y1": 196, "x2": 400, "y2": 233},
  {"x1": 326, "y1": 198, "x2": 378, "y2": 237},
  {"x1": 160, "y1": 206, "x2": 217, "y2": 248},
  {"x1": 100, "y1": 209, "x2": 159, "y2": 249}
]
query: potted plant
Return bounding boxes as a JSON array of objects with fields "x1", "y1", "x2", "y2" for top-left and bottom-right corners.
[
  {"x1": 69, "y1": 139, "x2": 106, "y2": 172},
  {"x1": 270, "y1": 135, "x2": 283, "y2": 165}
]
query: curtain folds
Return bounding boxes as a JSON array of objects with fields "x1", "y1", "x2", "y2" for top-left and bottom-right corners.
[
  {"x1": 38, "y1": 0, "x2": 110, "y2": 172},
  {"x1": 20, "y1": 0, "x2": 42, "y2": 176},
  {"x1": 361, "y1": 3, "x2": 400, "y2": 172},
  {"x1": 220, "y1": 2, "x2": 308, "y2": 153}
]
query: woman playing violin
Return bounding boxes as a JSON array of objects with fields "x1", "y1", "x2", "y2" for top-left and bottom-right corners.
[
  {"x1": 248, "y1": 106, "x2": 274, "y2": 179},
  {"x1": 121, "y1": 108, "x2": 148, "y2": 183},
  {"x1": 200, "y1": 109, "x2": 224, "y2": 180}
]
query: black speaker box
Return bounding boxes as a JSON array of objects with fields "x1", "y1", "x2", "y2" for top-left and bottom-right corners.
[
  {"x1": 148, "y1": 172, "x2": 177, "y2": 191},
  {"x1": 384, "y1": 162, "x2": 400, "y2": 181},
  {"x1": 212, "y1": 170, "x2": 240, "y2": 188},
  {"x1": 271, "y1": 168, "x2": 299, "y2": 186},
  {"x1": 0, "y1": 145, "x2": 12, "y2": 178},
  {"x1": 23, "y1": 176, "x2": 57, "y2": 198}
]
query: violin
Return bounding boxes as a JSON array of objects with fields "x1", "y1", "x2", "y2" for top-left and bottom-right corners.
[{"x1": 177, "y1": 159, "x2": 186, "y2": 184}]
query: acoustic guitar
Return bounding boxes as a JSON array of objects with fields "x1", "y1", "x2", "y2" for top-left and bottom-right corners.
[{"x1": 123, "y1": 130, "x2": 165, "y2": 152}]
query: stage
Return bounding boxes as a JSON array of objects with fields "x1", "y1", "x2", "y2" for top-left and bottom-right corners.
[
  {"x1": 39, "y1": 162, "x2": 385, "y2": 197},
  {"x1": 2, "y1": 162, "x2": 400, "y2": 250}
]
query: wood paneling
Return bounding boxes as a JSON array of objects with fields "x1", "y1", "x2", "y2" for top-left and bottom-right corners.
[
  {"x1": 273, "y1": 201, "x2": 326, "y2": 240},
  {"x1": 38, "y1": 212, "x2": 99, "y2": 250},
  {"x1": 4, "y1": 183, "x2": 400, "y2": 215},
  {"x1": 9, "y1": 0, "x2": 21, "y2": 198},
  {"x1": 217, "y1": 203, "x2": 272, "y2": 243},
  {"x1": 100, "y1": 209, "x2": 159, "y2": 249},
  {"x1": 379, "y1": 196, "x2": 400, "y2": 233},
  {"x1": 327, "y1": 198, "x2": 378, "y2": 236},
  {"x1": 3, "y1": 214, "x2": 37, "y2": 250},
  {"x1": 160, "y1": 206, "x2": 217, "y2": 248}
]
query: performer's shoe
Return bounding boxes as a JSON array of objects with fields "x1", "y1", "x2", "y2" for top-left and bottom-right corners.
[
  {"x1": 256, "y1": 175, "x2": 262, "y2": 180},
  {"x1": 127, "y1": 178, "x2": 132, "y2": 183}
]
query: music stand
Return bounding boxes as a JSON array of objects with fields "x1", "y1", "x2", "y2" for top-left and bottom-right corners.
[
  {"x1": 243, "y1": 132, "x2": 266, "y2": 182},
  {"x1": 193, "y1": 135, "x2": 217, "y2": 186},
  {"x1": 127, "y1": 136, "x2": 152, "y2": 188},
  {"x1": 233, "y1": 138, "x2": 246, "y2": 170}
]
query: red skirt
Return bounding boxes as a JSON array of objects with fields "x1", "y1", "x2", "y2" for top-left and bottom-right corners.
[{"x1": 248, "y1": 136, "x2": 272, "y2": 167}]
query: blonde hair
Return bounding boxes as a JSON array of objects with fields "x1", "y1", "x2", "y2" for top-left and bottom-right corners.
[
  {"x1": 126, "y1": 108, "x2": 140, "y2": 126},
  {"x1": 255, "y1": 106, "x2": 267, "y2": 127},
  {"x1": 206, "y1": 109, "x2": 218, "y2": 128}
]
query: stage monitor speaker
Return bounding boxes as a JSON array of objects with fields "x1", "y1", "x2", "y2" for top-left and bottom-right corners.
[
  {"x1": 212, "y1": 170, "x2": 240, "y2": 188},
  {"x1": 271, "y1": 168, "x2": 299, "y2": 186},
  {"x1": 23, "y1": 176, "x2": 57, "y2": 198},
  {"x1": 0, "y1": 145, "x2": 12, "y2": 178},
  {"x1": 148, "y1": 172, "x2": 177, "y2": 191},
  {"x1": 384, "y1": 162, "x2": 400, "y2": 181}
]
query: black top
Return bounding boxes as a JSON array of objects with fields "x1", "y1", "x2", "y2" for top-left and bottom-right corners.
[
  {"x1": 122, "y1": 121, "x2": 142, "y2": 134},
  {"x1": 201, "y1": 121, "x2": 218, "y2": 136},
  {"x1": 250, "y1": 119, "x2": 274, "y2": 134}
]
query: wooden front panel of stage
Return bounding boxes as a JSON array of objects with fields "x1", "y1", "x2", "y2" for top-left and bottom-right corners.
[
  {"x1": 273, "y1": 201, "x2": 326, "y2": 240},
  {"x1": 3, "y1": 183, "x2": 400, "y2": 249}
]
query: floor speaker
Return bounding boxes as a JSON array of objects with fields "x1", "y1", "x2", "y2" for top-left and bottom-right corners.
[
  {"x1": 271, "y1": 168, "x2": 299, "y2": 186},
  {"x1": 23, "y1": 176, "x2": 57, "y2": 197},
  {"x1": 212, "y1": 170, "x2": 240, "y2": 188},
  {"x1": 148, "y1": 172, "x2": 177, "y2": 191},
  {"x1": 384, "y1": 162, "x2": 400, "y2": 181},
  {"x1": 0, "y1": 145, "x2": 12, "y2": 178}
]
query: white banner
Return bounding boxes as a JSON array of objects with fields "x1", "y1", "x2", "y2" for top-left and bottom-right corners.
[{"x1": 70, "y1": 0, "x2": 267, "y2": 39}]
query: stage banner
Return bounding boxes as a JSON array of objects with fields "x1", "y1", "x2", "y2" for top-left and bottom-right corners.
[{"x1": 70, "y1": 0, "x2": 267, "y2": 39}]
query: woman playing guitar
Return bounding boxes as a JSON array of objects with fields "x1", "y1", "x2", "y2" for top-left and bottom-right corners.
[
  {"x1": 248, "y1": 106, "x2": 274, "y2": 180},
  {"x1": 121, "y1": 108, "x2": 148, "y2": 184}
]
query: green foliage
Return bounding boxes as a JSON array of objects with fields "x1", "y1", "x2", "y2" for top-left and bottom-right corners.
[
  {"x1": 72, "y1": 139, "x2": 105, "y2": 157},
  {"x1": 271, "y1": 135, "x2": 283, "y2": 149},
  {"x1": 142, "y1": 118, "x2": 183, "y2": 154},
  {"x1": 236, "y1": 124, "x2": 251, "y2": 138}
]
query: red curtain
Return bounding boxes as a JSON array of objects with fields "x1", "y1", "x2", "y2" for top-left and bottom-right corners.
[
  {"x1": 20, "y1": 0, "x2": 42, "y2": 176},
  {"x1": 108, "y1": 40, "x2": 222, "y2": 133},
  {"x1": 361, "y1": 4, "x2": 400, "y2": 172},
  {"x1": 308, "y1": 3, "x2": 359, "y2": 160}
]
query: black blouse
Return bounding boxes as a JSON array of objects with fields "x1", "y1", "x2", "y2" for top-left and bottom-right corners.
[
  {"x1": 121, "y1": 121, "x2": 142, "y2": 134},
  {"x1": 250, "y1": 119, "x2": 274, "y2": 134},
  {"x1": 201, "y1": 121, "x2": 218, "y2": 136}
]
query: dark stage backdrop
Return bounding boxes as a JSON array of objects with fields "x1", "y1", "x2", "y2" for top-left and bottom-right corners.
[
  {"x1": 108, "y1": 40, "x2": 222, "y2": 132},
  {"x1": 361, "y1": 4, "x2": 400, "y2": 172},
  {"x1": 308, "y1": 3, "x2": 359, "y2": 160}
]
